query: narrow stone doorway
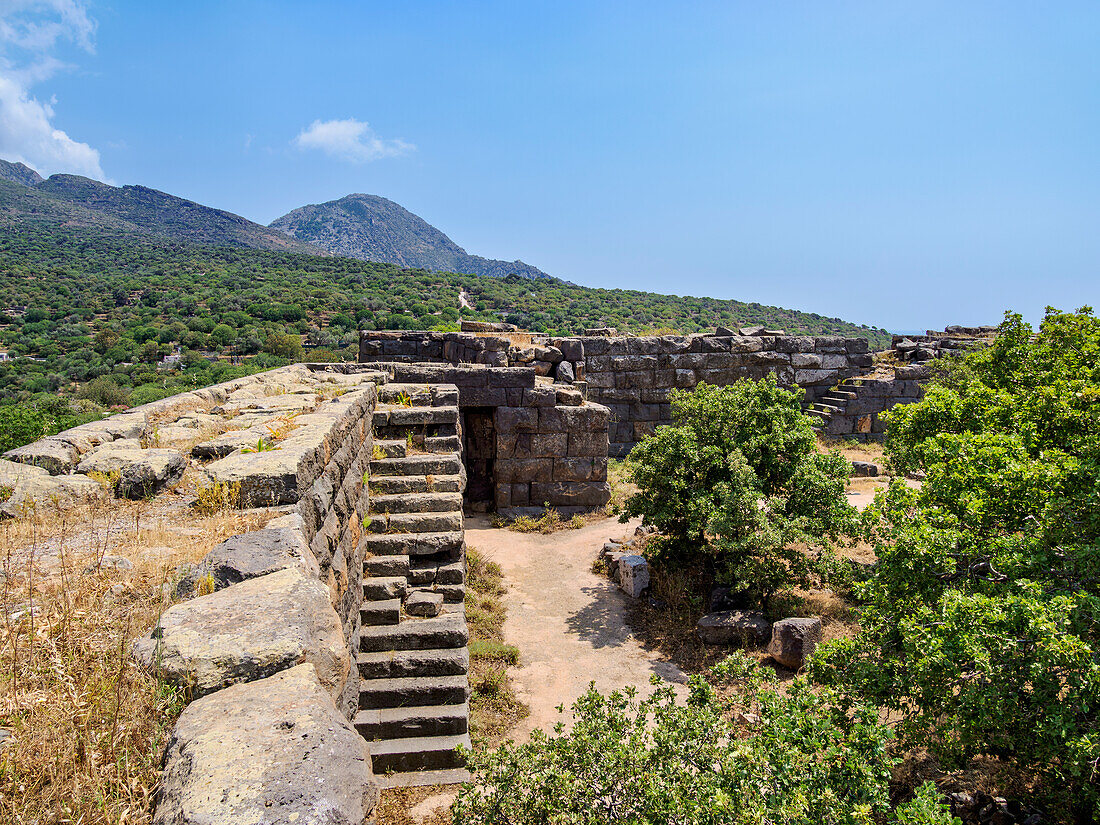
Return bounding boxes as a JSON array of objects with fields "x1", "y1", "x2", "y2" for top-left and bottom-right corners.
[{"x1": 462, "y1": 407, "x2": 496, "y2": 512}]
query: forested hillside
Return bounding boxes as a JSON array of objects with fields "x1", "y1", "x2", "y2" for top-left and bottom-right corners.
[{"x1": 0, "y1": 204, "x2": 889, "y2": 438}]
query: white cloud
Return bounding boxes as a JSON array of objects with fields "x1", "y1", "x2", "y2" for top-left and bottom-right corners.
[
  {"x1": 293, "y1": 118, "x2": 413, "y2": 164},
  {"x1": 0, "y1": 0, "x2": 106, "y2": 180}
]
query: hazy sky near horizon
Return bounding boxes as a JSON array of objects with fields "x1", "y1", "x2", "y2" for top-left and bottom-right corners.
[{"x1": 1, "y1": 1, "x2": 1097, "y2": 332}]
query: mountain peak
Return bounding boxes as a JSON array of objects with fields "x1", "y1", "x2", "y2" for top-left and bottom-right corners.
[
  {"x1": 270, "y1": 194, "x2": 551, "y2": 279},
  {"x1": 0, "y1": 159, "x2": 45, "y2": 187}
]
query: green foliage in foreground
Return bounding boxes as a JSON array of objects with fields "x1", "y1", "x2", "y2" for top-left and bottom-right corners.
[
  {"x1": 452, "y1": 655, "x2": 956, "y2": 825},
  {"x1": 0, "y1": 397, "x2": 101, "y2": 453},
  {"x1": 812, "y1": 308, "x2": 1100, "y2": 818},
  {"x1": 621, "y1": 378, "x2": 856, "y2": 606}
]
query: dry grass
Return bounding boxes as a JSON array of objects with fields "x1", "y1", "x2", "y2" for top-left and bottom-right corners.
[
  {"x1": 464, "y1": 547, "x2": 528, "y2": 747},
  {"x1": 817, "y1": 433, "x2": 887, "y2": 466},
  {"x1": 0, "y1": 478, "x2": 271, "y2": 824}
]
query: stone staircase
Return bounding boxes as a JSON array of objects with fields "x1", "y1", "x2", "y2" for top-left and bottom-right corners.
[
  {"x1": 804, "y1": 381, "x2": 858, "y2": 434},
  {"x1": 356, "y1": 383, "x2": 471, "y2": 788}
]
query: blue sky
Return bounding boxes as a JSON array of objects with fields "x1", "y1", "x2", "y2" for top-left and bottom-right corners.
[{"x1": 1, "y1": 1, "x2": 1097, "y2": 331}]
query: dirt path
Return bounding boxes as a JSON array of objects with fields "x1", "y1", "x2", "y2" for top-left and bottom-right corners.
[{"x1": 465, "y1": 515, "x2": 687, "y2": 742}]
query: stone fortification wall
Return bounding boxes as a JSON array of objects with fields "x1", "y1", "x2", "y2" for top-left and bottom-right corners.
[
  {"x1": 344, "y1": 361, "x2": 611, "y2": 516},
  {"x1": 359, "y1": 330, "x2": 873, "y2": 457},
  {"x1": 4, "y1": 365, "x2": 386, "y2": 823}
]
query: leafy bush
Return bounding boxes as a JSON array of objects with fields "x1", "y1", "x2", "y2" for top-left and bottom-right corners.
[
  {"x1": 621, "y1": 378, "x2": 856, "y2": 606},
  {"x1": 452, "y1": 655, "x2": 956, "y2": 825},
  {"x1": 76, "y1": 376, "x2": 130, "y2": 407},
  {"x1": 812, "y1": 308, "x2": 1100, "y2": 818}
]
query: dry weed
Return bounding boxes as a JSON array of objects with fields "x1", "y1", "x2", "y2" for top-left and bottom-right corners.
[{"x1": 0, "y1": 488, "x2": 270, "y2": 823}]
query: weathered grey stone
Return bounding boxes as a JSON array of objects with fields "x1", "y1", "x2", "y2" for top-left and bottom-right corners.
[
  {"x1": 190, "y1": 428, "x2": 267, "y2": 459},
  {"x1": 405, "y1": 590, "x2": 444, "y2": 617},
  {"x1": 1, "y1": 473, "x2": 104, "y2": 518},
  {"x1": 176, "y1": 527, "x2": 319, "y2": 598},
  {"x1": 697, "y1": 610, "x2": 771, "y2": 646},
  {"x1": 154, "y1": 664, "x2": 377, "y2": 825},
  {"x1": 134, "y1": 567, "x2": 349, "y2": 701},
  {"x1": 767, "y1": 617, "x2": 822, "y2": 669},
  {"x1": 555, "y1": 360, "x2": 576, "y2": 383},
  {"x1": 85, "y1": 555, "x2": 133, "y2": 573},
  {"x1": 77, "y1": 443, "x2": 152, "y2": 475},
  {"x1": 117, "y1": 449, "x2": 185, "y2": 499},
  {"x1": 851, "y1": 460, "x2": 880, "y2": 477},
  {"x1": 0, "y1": 458, "x2": 49, "y2": 487},
  {"x1": 3, "y1": 438, "x2": 80, "y2": 475},
  {"x1": 618, "y1": 555, "x2": 649, "y2": 598}
]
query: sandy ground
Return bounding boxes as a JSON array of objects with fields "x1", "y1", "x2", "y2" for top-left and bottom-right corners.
[{"x1": 465, "y1": 514, "x2": 688, "y2": 741}]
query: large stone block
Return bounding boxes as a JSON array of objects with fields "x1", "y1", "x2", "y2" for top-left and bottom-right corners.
[
  {"x1": 495, "y1": 406, "x2": 539, "y2": 432},
  {"x1": 117, "y1": 450, "x2": 186, "y2": 499},
  {"x1": 618, "y1": 555, "x2": 649, "y2": 598},
  {"x1": 767, "y1": 617, "x2": 822, "y2": 669},
  {"x1": 697, "y1": 611, "x2": 771, "y2": 646},
  {"x1": 134, "y1": 567, "x2": 349, "y2": 701},
  {"x1": 531, "y1": 481, "x2": 610, "y2": 507},
  {"x1": 774, "y1": 336, "x2": 814, "y2": 353},
  {"x1": 176, "y1": 524, "x2": 319, "y2": 599},
  {"x1": 3, "y1": 438, "x2": 80, "y2": 475},
  {"x1": 553, "y1": 456, "x2": 607, "y2": 482},
  {"x1": 495, "y1": 458, "x2": 554, "y2": 484},
  {"x1": 155, "y1": 664, "x2": 377, "y2": 825},
  {"x1": 568, "y1": 431, "x2": 609, "y2": 457}
]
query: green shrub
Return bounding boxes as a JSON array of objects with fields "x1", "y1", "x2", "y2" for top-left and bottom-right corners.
[
  {"x1": 452, "y1": 655, "x2": 956, "y2": 825},
  {"x1": 813, "y1": 308, "x2": 1100, "y2": 818},
  {"x1": 621, "y1": 378, "x2": 856, "y2": 606},
  {"x1": 76, "y1": 376, "x2": 130, "y2": 407}
]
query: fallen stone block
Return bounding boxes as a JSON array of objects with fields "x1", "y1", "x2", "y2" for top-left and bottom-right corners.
[
  {"x1": 618, "y1": 554, "x2": 649, "y2": 598},
  {"x1": 133, "y1": 567, "x2": 349, "y2": 701},
  {"x1": 154, "y1": 664, "x2": 378, "y2": 825},
  {"x1": 3, "y1": 438, "x2": 80, "y2": 475},
  {"x1": 175, "y1": 526, "x2": 319, "y2": 599},
  {"x1": 117, "y1": 450, "x2": 186, "y2": 499},
  {"x1": 696, "y1": 610, "x2": 771, "y2": 646},
  {"x1": 850, "y1": 460, "x2": 880, "y2": 477},
  {"x1": 767, "y1": 617, "x2": 823, "y2": 669}
]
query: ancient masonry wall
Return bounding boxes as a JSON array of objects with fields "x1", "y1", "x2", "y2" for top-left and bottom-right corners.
[
  {"x1": 359, "y1": 330, "x2": 873, "y2": 456},
  {"x1": 343, "y1": 362, "x2": 611, "y2": 516},
  {"x1": 3, "y1": 365, "x2": 390, "y2": 822}
]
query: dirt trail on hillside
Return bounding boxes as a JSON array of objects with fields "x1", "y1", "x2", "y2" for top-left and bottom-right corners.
[{"x1": 465, "y1": 515, "x2": 687, "y2": 743}]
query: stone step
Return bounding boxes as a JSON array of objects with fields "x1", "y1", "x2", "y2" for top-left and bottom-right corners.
[
  {"x1": 409, "y1": 557, "x2": 465, "y2": 586},
  {"x1": 369, "y1": 474, "x2": 464, "y2": 496},
  {"x1": 366, "y1": 511, "x2": 464, "y2": 535},
  {"x1": 435, "y1": 584, "x2": 465, "y2": 603},
  {"x1": 811, "y1": 403, "x2": 842, "y2": 414},
  {"x1": 370, "y1": 492, "x2": 464, "y2": 515},
  {"x1": 362, "y1": 576, "x2": 407, "y2": 601},
  {"x1": 358, "y1": 646, "x2": 469, "y2": 679},
  {"x1": 378, "y1": 384, "x2": 459, "y2": 408},
  {"x1": 820, "y1": 394, "x2": 850, "y2": 406},
  {"x1": 358, "y1": 674, "x2": 470, "y2": 710},
  {"x1": 361, "y1": 598, "x2": 401, "y2": 626},
  {"x1": 373, "y1": 439, "x2": 407, "y2": 459},
  {"x1": 373, "y1": 406, "x2": 459, "y2": 428},
  {"x1": 370, "y1": 455, "x2": 462, "y2": 477},
  {"x1": 364, "y1": 531, "x2": 464, "y2": 557},
  {"x1": 828, "y1": 390, "x2": 858, "y2": 400},
  {"x1": 360, "y1": 612, "x2": 467, "y2": 652},
  {"x1": 369, "y1": 733, "x2": 471, "y2": 774},
  {"x1": 355, "y1": 702, "x2": 469, "y2": 740},
  {"x1": 375, "y1": 768, "x2": 471, "y2": 790},
  {"x1": 363, "y1": 554, "x2": 409, "y2": 578},
  {"x1": 424, "y1": 435, "x2": 461, "y2": 453}
]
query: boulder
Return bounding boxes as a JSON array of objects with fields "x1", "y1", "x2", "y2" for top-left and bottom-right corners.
[
  {"x1": 133, "y1": 567, "x2": 349, "y2": 701},
  {"x1": 3, "y1": 438, "x2": 80, "y2": 475},
  {"x1": 696, "y1": 610, "x2": 771, "y2": 646},
  {"x1": 715, "y1": 326, "x2": 736, "y2": 337},
  {"x1": 555, "y1": 360, "x2": 576, "y2": 384},
  {"x1": 850, "y1": 460, "x2": 880, "y2": 477},
  {"x1": 117, "y1": 449, "x2": 186, "y2": 498},
  {"x1": 0, "y1": 458, "x2": 49, "y2": 487},
  {"x1": 405, "y1": 590, "x2": 444, "y2": 617},
  {"x1": 618, "y1": 554, "x2": 649, "y2": 598},
  {"x1": 767, "y1": 617, "x2": 823, "y2": 669},
  {"x1": 175, "y1": 526, "x2": 319, "y2": 599},
  {"x1": 154, "y1": 664, "x2": 378, "y2": 825}
]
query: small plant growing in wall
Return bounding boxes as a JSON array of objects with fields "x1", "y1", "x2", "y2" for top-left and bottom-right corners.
[
  {"x1": 241, "y1": 437, "x2": 277, "y2": 453},
  {"x1": 195, "y1": 573, "x2": 217, "y2": 596},
  {"x1": 194, "y1": 480, "x2": 241, "y2": 514},
  {"x1": 371, "y1": 444, "x2": 386, "y2": 461},
  {"x1": 396, "y1": 390, "x2": 413, "y2": 407}
]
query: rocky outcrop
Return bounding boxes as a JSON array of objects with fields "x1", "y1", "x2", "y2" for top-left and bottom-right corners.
[{"x1": 154, "y1": 664, "x2": 378, "y2": 825}]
